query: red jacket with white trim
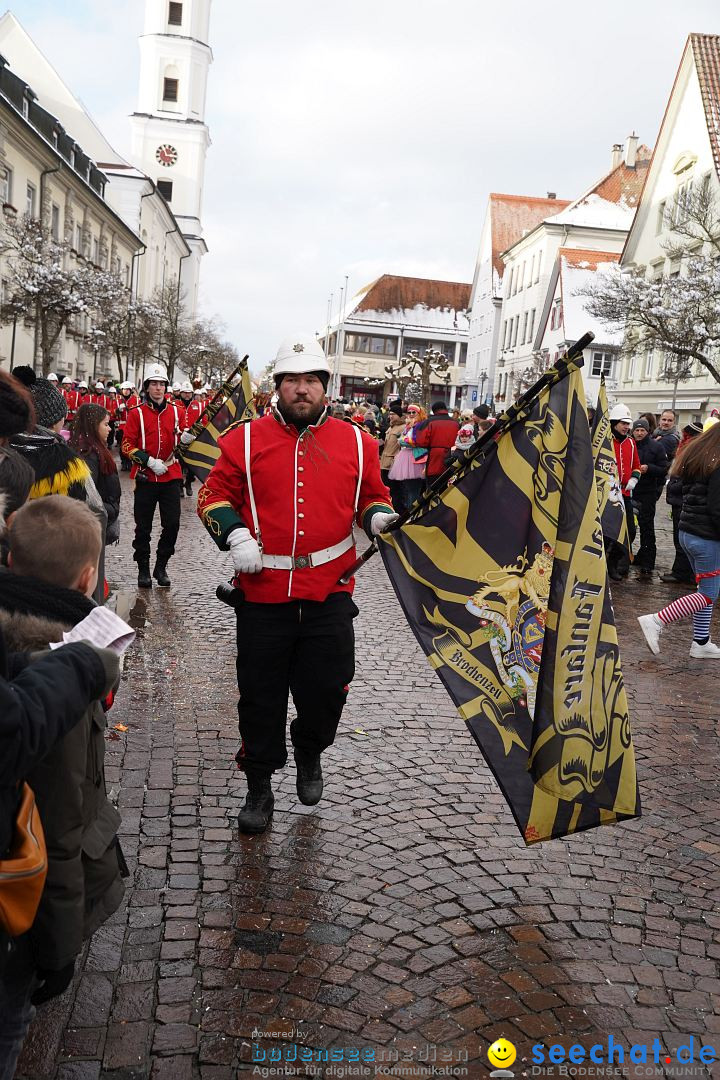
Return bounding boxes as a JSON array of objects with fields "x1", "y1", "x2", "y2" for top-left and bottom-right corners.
[
  {"x1": 122, "y1": 400, "x2": 183, "y2": 483},
  {"x1": 613, "y1": 434, "x2": 641, "y2": 497},
  {"x1": 184, "y1": 399, "x2": 206, "y2": 429},
  {"x1": 197, "y1": 411, "x2": 393, "y2": 602},
  {"x1": 114, "y1": 392, "x2": 139, "y2": 429}
]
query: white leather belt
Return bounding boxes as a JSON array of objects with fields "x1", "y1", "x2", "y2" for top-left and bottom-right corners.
[{"x1": 261, "y1": 533, "x2": 354, "y2": 571}]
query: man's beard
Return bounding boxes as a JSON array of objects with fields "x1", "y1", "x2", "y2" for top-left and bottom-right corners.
[{"x1": 278, "y1": 399, "x2": 325, "y2": 428}]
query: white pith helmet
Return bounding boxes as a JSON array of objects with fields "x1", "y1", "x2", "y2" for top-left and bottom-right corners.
[
  {"x1": 120, "y1": 381, "x2": 134, "y2": 390},
  {"x1": 143, "y1": 362, "x2": 169, "y2": 387},
  {"x1": 106, "y1": 385, "x2": 116, "y2": 393},
  {"x1": 62, "y1": 376, "x2": 72, "y2": 386},
  {"x1": 95, "y1": 381, "x2": 105, "y2": 390},
  {"x1": 78, "y1": 380, "x2": 88, "y2": 389},
  {"x1": 180, "y1": 380, "x2": 193, "y2": 393},
  {"x1": 172, "y1": 383, "x2": 181, "y2": 392},
  {"x1": 609, "y1": 402, "x2": 632, "y2": 424},
  {"x1": 47, "y1": 372, "x2": 58, "y2": 382},
  {"x1": 273, "y1": 334, "x2": 331, "y2": 381}
]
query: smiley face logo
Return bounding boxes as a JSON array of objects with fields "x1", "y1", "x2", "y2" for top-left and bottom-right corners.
[{"x1": 488, "y1": 1039, "x2": 517, "y2": 1070}]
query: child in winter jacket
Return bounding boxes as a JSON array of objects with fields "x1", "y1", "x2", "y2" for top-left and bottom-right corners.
[{"x1": 1, "y1": 496, "x2": 125, "y2": 1009}]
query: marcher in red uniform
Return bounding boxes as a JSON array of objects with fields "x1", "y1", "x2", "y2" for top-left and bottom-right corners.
[
  {"x1": 408, "y1": 401, "x2": 459, "y2": 486},
  {"x1": 606, "y1": 402, "x2": 642, "y2": 581},
  {"x1": 114, "y1": 382, "x2": 139, "y2": 470},
  {"x1": 122, "y1": 363, "x2": 183, "y2": 588},
  {"x1": 62, "y1": 377, "x2": 82, "y2": 426},
  {"x1": 197, "y1": 334, "x2": 396, "y2": 834},
  {"x1": 177, "y1": 381, "x2": 197, "y2": 497}
]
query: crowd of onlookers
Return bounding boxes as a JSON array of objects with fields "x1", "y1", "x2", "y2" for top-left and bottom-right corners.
[{"x1": 0, "y1": 367, "x2": 127, "y2": 1077}]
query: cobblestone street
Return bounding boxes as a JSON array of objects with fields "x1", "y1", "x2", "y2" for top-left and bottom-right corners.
[{"x1": 16, "y1": 477, "x2": 720, "y2": 1080}]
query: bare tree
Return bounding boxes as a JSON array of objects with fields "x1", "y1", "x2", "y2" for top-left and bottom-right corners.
[
  {"x1": 580, "y1": 183, "x2": 720, "y2": 385},
  {"x1": 384, "y1": 348, "x2": 451, "y2": 410}
]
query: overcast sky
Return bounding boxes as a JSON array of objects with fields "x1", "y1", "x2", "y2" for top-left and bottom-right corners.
[{"x1": 17, "y1": 0, "x2": 720, "y2": 373}]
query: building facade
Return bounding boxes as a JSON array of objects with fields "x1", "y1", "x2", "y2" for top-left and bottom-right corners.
[
  {"x1": 322, "y1": 275, "x2": 470, "y2": 405},
  {"x1": 494, "y1": 139, "x2": 650, "y2": 406},
  {"x1": 465, "y1": 193, "x2": 569, "y2": 409},
  {"x1": 618, "y1": 34, "x2": 720, "y2": 426}
]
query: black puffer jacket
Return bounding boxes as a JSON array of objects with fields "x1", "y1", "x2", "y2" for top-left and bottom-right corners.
[
  {"x1": 679, "y1": 466, "x2": 720, "y2": 541},
  {"x1": 634, "y1": 435, "x2": 668, "y2": 500}
]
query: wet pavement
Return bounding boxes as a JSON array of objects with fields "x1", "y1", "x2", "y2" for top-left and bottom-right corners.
[{"x1": 16, "y1": 478, "x2": 720, "y2": 1079}]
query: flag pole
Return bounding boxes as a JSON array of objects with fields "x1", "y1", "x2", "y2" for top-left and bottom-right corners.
[
  {"x1": 338, "y1": 332, "x2": 595, "y2": 584},
  {"x1": 179, "y1": 356, "x2": 249, "y2": 449}
]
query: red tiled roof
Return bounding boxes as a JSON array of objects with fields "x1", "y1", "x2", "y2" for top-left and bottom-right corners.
[
  {"x1": 692, "y1": 34, "x2": 720, "y2": 181},
  {"x1": 489, "y1": 193, "x2": 571, "y2": 276},
  {"x1": 590, "y1": 146, "x2": 652, "y2": 207},
  {"x1": 352, "y1": 274, "x2": 471, "y2": 314},
  {"x1": 558, "y1": 247, "x2": 621, "y2": 270}
]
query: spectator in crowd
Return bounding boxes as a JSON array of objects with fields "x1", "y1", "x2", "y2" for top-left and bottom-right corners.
[
  {"x1": 446, "y1": 423, "x2": 477, "y2": 468},
  {"x1": 639, "y1": 422, "x2": 720, "y2": 659},
  {"x1": 660, "y1": 421, "x2": 703, "y2": 584},
  {"x1": 653, "y1": 408, "x2": 681, "y2": 463},
  {"x1": 0, "y1": 371, "x2": 34, "y2": 451},
  {"x1": 389, "y1": 405, "x2": 427, "y2": 512},
  {"x1": 0, "y1": 497, "x2": 125, "y2": 1039},
  {"x1": 70, "y1": 405, "x2": 122, "y2": 546},
  {"x1": 379, "y1": 403, "x2": 406, "y2": 511},
  {"x1": 631, "y1": 417, "x2": 669, "y2": 575},
  {"x1": 408, "y1": 401, "x2": 459, "y2": 488}
]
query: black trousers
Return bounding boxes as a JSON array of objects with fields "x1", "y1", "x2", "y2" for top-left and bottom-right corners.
[
  {"x1": 670, "y1": 504, "x2": 695, "y2": 580},
  {"x1": 235, "y1": 592, "x2": 358, "y2": 775},
  {"x1": 606, "y1": 494, "x2": 636, "y2": 577},
  {"x1": 133, "y1": 479, "x2": 181, "y2": 564},
  {"x1": 634, "y1": 494, "x2": 658, "y2": 569}
]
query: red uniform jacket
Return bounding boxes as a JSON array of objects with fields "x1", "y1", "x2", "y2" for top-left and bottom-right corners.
[
  {"x1": 197, "y1": 411, "x2": 393, "y2": 603},
  {"x1": 185, "y1": 399, "x2": 208, "y2": 429},
  {"x1": 122, "y1": 400, "x2": 183, "y2": 483},
  {"x1": 613, "y1": 434, "x2": 641, "y2": 497},
  {"x1": 410, "y1": 413, "x2": 459, "y2": 476},
  {"x1": 114, "y1": 393, "x2": 139, "y2": 429},
  {"x1": 63, "y1": 389, "x2": 82, "y2": 421}
]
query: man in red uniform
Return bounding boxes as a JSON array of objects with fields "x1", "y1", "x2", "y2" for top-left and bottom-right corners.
[
  {"x1": 197, "y1": 334, "x2": 397, "y2": 834},
  {"x1": 122, "y1": 363, "x2": 183, "y2": 588},
  {"x1": 61, "y1": 376, "x2": 82, "y2": 427},
  {"x1": 115, "y1": 382, "x2": 139, "y2": 470},
  {"x1": 607, "y1": 402, "x2": 641, "y2": 581}
]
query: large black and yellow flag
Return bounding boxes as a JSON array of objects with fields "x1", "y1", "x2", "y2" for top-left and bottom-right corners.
[
  {"x1": 179, "y1": 364, "x2": 255, "y2": 483},
  {"x1": 591, "y1": 377, "x2": 628, "y2": 549},
  {"x1": 378, "y1": 358, "x2": 639, "y2": 844}
]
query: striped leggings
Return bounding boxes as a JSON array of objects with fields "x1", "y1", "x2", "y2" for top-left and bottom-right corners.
[{"x1": 658, "y1": 531, "x2": 720, "y2": 642}]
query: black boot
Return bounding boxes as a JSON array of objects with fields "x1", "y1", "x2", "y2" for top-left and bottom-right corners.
[
  {"x1": 153, "y1": 561, "x2": 171, "y2": 587},
  {"x1": 237, "y1": 774, "x2": 274, "y2": 834},
  {"x1": 137, "y1": 559, "x2": 152, "y2": 588},
  {"x1": 294, "y1": 752, "x2": 323, "y2": 806},
  {"x1": 185, "y1": 481, "x2": 193, "y2": 497}
]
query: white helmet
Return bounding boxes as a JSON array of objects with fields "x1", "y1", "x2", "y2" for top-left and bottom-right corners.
[
  {"x1": 143, "y1": 362, "x2": 169, "y2": 386},
  {"x1": 203, "y1": 383, "x2": 212, "y2": 392},
  {"x1": 106, "y1": 385, "x2": 116, "y2": 393},
  {"x1": 180, "y1": 380, "x2": 193, "y2": 393},
  {"x1": 47, "y1": 372, "x2": 58, "y2": 382},
  {"x1": 273, "y1": 334, "x2": 331, "y2": 380},
  {"x1": 172, "y1": 382, "x2": 181, "y2": 392},
  {"x1": 609, "y1": 402, "x2": 632, "y2": 423},
  {"x1": 194, "y1": 388, "x2": 204, "y2": 396},
  {"x1": 95, "y1": 381, "x2": 105, "y2": 390},
  {"x1": 120, "y1": 381, "x2": 134, "y2": 390},
  {"x1": 62, "y1": 376, "x2": 72, "y2": 386},
  {"x1": 78, "y1": 380, "x2": 88, "y2": 389}
]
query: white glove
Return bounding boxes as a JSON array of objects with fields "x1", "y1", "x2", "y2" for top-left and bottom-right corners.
[
  {"x1": 146, "y1": 457, "x2": 168, "y2": 476},
  {"x1": 180, "y1": 430, "x2": 194, "y2": 446},
  {"x1": 370, "y1": 512, "x2": 400, "y2": 536},
  {"x1": 228, "y1": 527, "x2": 262, "y2": 574},
  {"x1": 626, "y1": 477, "x2": 638, "y2": 492}
]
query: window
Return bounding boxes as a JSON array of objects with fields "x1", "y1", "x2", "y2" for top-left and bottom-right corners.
[
  {"x1": 507, "y1": 267, "x2": 514, "y2": 297},
  {"x1": 25, "y1": 182, "x2": 36, "y2": 218},
  {"x1": 512, "y1": 315, "x2": 519, "y2": 347},
  {"x1": 0, "y1": 166, "x2": 12, "y2": 205},
  {"x1": 51, "y1": 203, "x2": 60, "y2": 240},
  {"x1": 458, "y1": 343, "x2": 467, "y2": 366},
  {"x1": 75, "y1": 222, "x2": 83, "y2": 252},
  {"x1": 502, "y1": 319, "x2": 508, "y2": 349},
  {"x1": 157, "y1": 179, "x2": 173, "y2": 202},
  {"x1": 519, "y1": 262, "x2": 526, "y2": 291},
  {"x1": 627, "y1": 354, "x2": 636, "y2": 380},
  {"x1": 529, "y1": 254, "x2": 535, "y2": 285},
  {"x1": 550, "y1": 299, "x2": 562, "y2": 331},
  {"x1": 92, "y1": 237, "x2": 100, "y2": 264},
  {"x1": 643, "y1": 349, "x2": 654, "y2": 379},
  {"x1": 591, "y1": 351, "x2": 613, "y2": 377},
  {"x1": 656, "y1": 201, "x2": 666, "y2": 235},
  {"x1": 528, "y1": 308, "x2": 536, "y2": 342},
  {"x1": 535, "y1": 251, "x2": 542, "y2": 284},
  {"x1": 512, "y1": 268, "x2": 518, "y2": 296},
  {"x1": 344, "y1": 334, "x2": 396, "y2": 355},
  {"x1": 163, "y1": 77, "x2": 179, "y2": 102},
  {"x1": 521, "y1": 311, "x2": 529, "y2": 344},
  {"x1": 168, "y1": 1, "x2": 183, "y2": 24}
]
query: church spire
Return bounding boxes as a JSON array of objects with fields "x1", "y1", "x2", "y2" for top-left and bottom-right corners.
[{"x1": 130, "y1": 0, "x2": 212, "y2": 317}]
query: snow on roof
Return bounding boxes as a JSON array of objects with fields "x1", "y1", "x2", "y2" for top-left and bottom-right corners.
[
  {"x1": 489, "y1": 194, "x2": 571, "y2": 277},
  {"x1": 559, "y1": 249, "x2": 623, "y2": 346},
  {"x1": 545, "y1": 192, "x2": 635, "y2": 231},
  {"x1": 0, "y1": 12, "x2": 130, "y2": 168},
  {"x1": 346, "y1": 274, "x2": 471, "y2": 332}
]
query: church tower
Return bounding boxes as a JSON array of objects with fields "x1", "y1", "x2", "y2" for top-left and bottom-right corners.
[{"x1": 130, "y1": 0, "x2": 212, "y2": 317}]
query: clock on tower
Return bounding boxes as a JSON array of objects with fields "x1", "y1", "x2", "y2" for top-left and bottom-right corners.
[{"x1": 155, "y1": 144, "x2": 178, "y2": 167}]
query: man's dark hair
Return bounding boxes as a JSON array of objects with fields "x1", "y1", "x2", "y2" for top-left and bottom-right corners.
[
  {"x1": 431, "y1": 401, "x2": 448, "y2": 414},
  {"x1": 473, "y1": 404, "x2": 490, "y2": 420},
  {"x1": 0, "y1": 446, "x2": 34, "y2": 518}
]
